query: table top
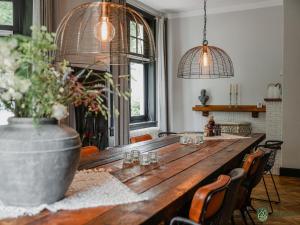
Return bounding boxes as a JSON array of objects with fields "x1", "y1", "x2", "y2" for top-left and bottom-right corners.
[{"x1": 1, "y1": 133, "x2": 265, "y2": 225}]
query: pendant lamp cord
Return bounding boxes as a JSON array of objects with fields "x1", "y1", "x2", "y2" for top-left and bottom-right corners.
[{"x1": 203, "y1": 0, "x2": 208, "y2": 45}]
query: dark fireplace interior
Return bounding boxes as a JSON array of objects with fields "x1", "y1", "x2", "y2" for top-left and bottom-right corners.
[{"x1": 73, "y1": 68, "x2": 109, "y2": 150}]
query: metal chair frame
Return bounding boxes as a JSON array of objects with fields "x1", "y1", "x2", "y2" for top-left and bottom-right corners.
[{"x1": 252, "y1": 140, "x2": 283, "y2": 214}]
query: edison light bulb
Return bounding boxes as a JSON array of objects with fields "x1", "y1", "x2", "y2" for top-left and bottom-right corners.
[
  {"x1": 94, "y1": 17, "x2": 116, "y2": 42},
  {"x1": 202, "y1": 52, "x2": 209, "y2": 67}
]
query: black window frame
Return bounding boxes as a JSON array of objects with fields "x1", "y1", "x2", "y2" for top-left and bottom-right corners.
[
  {"x1": 127, "y1": 4, "x2": 157, "y2": 129},
  {"x1": 129, "y1": 59, "x2": 149, "y2": 124},
  {"x1": 0, "y1": 0, "x2": 31, "y2": 36}
]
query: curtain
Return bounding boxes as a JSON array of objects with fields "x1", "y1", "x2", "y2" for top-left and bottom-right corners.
[
  {"x1": 109, "y1": 0, "x2": 130, "y2": 146},
  {"x1": 32, "y1": 0, "x2": 54, "y2": 31},
  {"x1": 156, "y1": 17, "x2": 169, "y2": 132}
]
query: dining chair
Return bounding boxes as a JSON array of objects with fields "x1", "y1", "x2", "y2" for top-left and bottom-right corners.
[
  {"x1": 80, "y1": 146, "x2": 100, "y2": 159},
  {"x1": 171, "y1": 175, "x2": 231, "y2": 225},
  {"x1": 170, "y1": 217, "x2": 201, "y2": 225},
  {"x1": 130, "y1": 134, "x2": 153, "y2": 143},
  {"x1": 252, "y1": 140, "x2": 283, "y2": 213},
  {"x1": 219, "y1": 168, "x2": 246, "y2": 225},
  {"x1": 234, "y1": 149, "x2": 271, "y2": 225}
]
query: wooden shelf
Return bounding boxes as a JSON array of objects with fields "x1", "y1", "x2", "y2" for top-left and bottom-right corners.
[
  {"x1": 192, "y1": 105, "x2": 266, "y2": 118},
  {"x1": 264, "y1": 98, "x2": 282, "y2": 102}
]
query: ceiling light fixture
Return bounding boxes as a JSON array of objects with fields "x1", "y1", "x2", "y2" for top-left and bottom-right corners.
[
  {"x1": 55, "y1": 1, "x2": 156, "y2": 67},
  {"x1": 177, "y1": 0, "x2": 234, "y2": 79}
]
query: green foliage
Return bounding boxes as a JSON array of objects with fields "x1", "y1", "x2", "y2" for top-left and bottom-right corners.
[
  {"x1": 0, "y1": 26, "x2": 130, "y2": 120},
  {"x1": 131, "y1": 101, "x2": 140, "y2": 116},
  {"x1": 0, "y1": 2, "x2": 13, "y2": 26}
]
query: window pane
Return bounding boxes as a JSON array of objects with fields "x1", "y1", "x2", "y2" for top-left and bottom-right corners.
[
  {"x1": 130, "y1": 37, "x2": 137, "y2": 53},
  {"x1": 137, "y1": 39, "x2": 144, "y2": 55},
  {"x1": 130, "y1": 62, "x2": 145, "y2": 117},
  {"x1": 0, "y1": 1, "x2": 13, "y2": 26},
  {"x1": 130, "y1": 21, "x2": 136, "y2": 37},
  {"x1": 137, "y1": 24, "x2": 144, "y2": 39}
]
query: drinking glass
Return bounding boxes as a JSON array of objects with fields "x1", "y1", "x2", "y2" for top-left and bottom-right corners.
[
  {"x1": 131, "y1": 150, "x2": 140, "y2": 163},
  {"x1": 180, "y1": 136, "x2": 188, "y2": 144},
  {"x1": 194, "y1": 135, "x2": 204, "y2": 145},
  {"x1": 139, "y1": 153, "x2": 150, "y2": 166},
  {"x1": 123, "y1": 150, "x2": 132, "y2": 164},
  {"x1": 187, "y1": 136, "x2": 193, "y2": 144},
  {"x1": 149, "y1": 151, "x2": 158, "y2": 164}
]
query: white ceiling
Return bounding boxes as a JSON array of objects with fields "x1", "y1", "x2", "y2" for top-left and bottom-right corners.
[{"x1": 136, "y1": 0, "x2": 283, "y2": 16}]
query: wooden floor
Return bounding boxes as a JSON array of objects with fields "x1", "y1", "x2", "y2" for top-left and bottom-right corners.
[{"x1": 234, "y1": 175, "x2": 300, "y2": 225}]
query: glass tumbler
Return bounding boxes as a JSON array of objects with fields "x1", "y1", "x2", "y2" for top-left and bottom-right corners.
[
  {"x1": 139, "y1": 153, "x2": 150, "y2": 166},
  {"x1": 149, "y1": 151, "x2": 158, "y2": 164},
  {"x1": 180, "y1": 136, "x2": 188, "y2": 144},
  {"x1": 131, "y1": 150, "x2": 140, "y2": 163},
  {"x1": 123, "y1": 151, "x2": 132, "y2": 164},
  {"x1": 194, "y1": 135, "x2": 204, "y2": 145}
]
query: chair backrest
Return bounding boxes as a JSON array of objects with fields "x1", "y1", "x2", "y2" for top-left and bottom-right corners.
[
  {"x1": 234, "y1": 150, "x2": 266, "y2": 210},
  {"x1": 248, "y1": 149, "x2": 271, "y2": 189},
  {"x1": 80, "y1": 146, "x2": 99, "y2": 158},
  {"x1": 256, "y1": 140, "x2": 283, "y2": 171},
  {"x1": 189, "y1": 175, "x2": 231, "y2": 224},
  {"x1": 130, "y1": 134, "x2": 153, "y2": 144},
  {"x1": 242, "y1": 149, "x2": 264, "y2": 177},
  {"x1": 218, "y1": 168, "x2": 246, "y2": 225}
]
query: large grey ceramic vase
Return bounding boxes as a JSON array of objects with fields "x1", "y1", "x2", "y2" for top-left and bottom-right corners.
[{"x1": 0, "y1": 118, "x2": 81, "y2": 207}]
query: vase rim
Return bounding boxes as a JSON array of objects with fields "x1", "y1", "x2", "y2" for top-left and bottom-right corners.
[{"x1": 8, "y1": 117, "x2": 58, "y2": 125}]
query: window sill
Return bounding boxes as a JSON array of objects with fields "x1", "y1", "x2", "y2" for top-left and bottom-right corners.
[{"x1": 130, "y1": 121, "x2": 157, "y2": 130}]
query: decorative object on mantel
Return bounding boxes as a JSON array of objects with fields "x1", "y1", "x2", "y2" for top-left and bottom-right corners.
[
  {"x1": 204, "y1": 116, "x2": 221, "y2": 137},
  {"x1": 0, "y1": 169, "x2": 147, "y2": 220},
  {"x1": 0, "y1": 27, "x2": 128, "y2": 207},
  {"x1": 199, "y1": 89, "x2": 209, "y2": 106},
  {"x1": 267, "y1": 83, "x2": 282, "y2": 99},
  {"x1": 229, "y1": 83, "x2": 239, "y2": 107},
  {"x1": 177, "y1": 0, "x2": 234, "y2": 79},
  {"x1": 55, "y1": 1, "x2": 155, "y2": 67},
  {"x1": 219, "y1": 122, "x2": 252, "y2": 136},
  {"x1": 192, "y1": 105, "x2": 266, "y2": 118}
]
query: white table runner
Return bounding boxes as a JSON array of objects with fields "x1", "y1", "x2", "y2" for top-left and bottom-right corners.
[
  {"x1": 0, "y1": 169, "x2": 147, "y2": 219},
  {"x1": 204, "y1": 133, "x2": 250, "y2": 140}
]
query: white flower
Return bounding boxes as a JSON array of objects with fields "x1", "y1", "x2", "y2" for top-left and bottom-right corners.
[
  {"x1": 12, "y1": 92, "x2": 22, "y2": 100},
  {"x1": 18, "y1": 79, "x2": 31, "y2": 93},
  {"x1": 52, "y1": 103, "x2": 68, "y2": 121},
  {"x1": 1, "y1": 92, "x2": 11, "y2": 102},
  {"x1": 59, "y1": 87, "x2": 64, "y2": 93}
]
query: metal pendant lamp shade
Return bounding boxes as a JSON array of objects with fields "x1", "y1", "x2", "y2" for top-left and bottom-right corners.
[
  {"x1": 177, "y1": 0, "x2": 234, "y2": 79},
  {"x1": 55, "y1": 1, "x2": 156, "y2": 67}
]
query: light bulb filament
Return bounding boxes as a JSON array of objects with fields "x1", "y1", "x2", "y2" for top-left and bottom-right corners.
[
  {"x1": 100, "y1": 17, "x2": 109, "y2": 42},
  {"x1": 203, "y1": 52, "x2": 209, "y2": 67}
]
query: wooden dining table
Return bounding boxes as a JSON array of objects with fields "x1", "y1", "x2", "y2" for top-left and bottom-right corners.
[{"x1": 1, "y1": 133, "x2": 265, "y2": 225}]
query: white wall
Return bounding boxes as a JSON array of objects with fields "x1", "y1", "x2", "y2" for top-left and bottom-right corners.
[
  {"x1": 282, "y1": 0, "x2": 300, "y2": 169},
  {"x1": 167, "y1": 6, "x2": 283, "y2": 132}
]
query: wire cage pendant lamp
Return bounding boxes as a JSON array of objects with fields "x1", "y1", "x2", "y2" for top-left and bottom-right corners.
[
  {"x1": 55, "y1": 1, "x2": 156, "y2": 68},
  {"x1": 177, "y1": 0, "x2": 234, "y2": 79}
]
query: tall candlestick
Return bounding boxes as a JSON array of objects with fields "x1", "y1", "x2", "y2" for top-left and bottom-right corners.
[
  {"x1": 235, "y1": 83, "x2": 238, "y2": 106},
  {"x1": 229, "y1": 84, "x2": 232, "y2": 106}
]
